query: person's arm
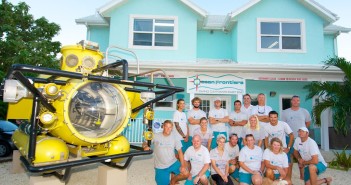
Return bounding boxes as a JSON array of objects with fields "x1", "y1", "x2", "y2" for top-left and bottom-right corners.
[
  {"x1": 211, "y1": 159, "x2": 225, "y2": 177},
  {"x1": 209, "y1": 117, "x2": 218, "y2": 125},
  {"x1": 284, "y1": 132, "x2": 294, "y2": 153},
  {"x1": 174, "y1": 122, "x2": 186, "y2": 138},
  {"x1": 257, "y1": 140, "x2": 263, "y2": 148},
  {"x1": 298, "y1": 155, "x2": 319, "y2": 166},
  {"x1": 257, "y1": 115, "x2": 269, "y2": 122},
  {"x1": 193, "y1": 163, "x2": 210, "y2": 183},
  {"x1": 220, "y1": 116, "x2": 229, "y2": 123},
  {"x1": 142, "y1": 141, "x2": 151, "y2": 151},
  {"x1": 228, "y1": 118, "x2": 235, "y2": 126},
  {"x1": 264, "y1": 136, "x2": 269, "y2": 149},
  {"x1": 207, "y1": 138, "x2": 212, "y2": 151},
  {"x1": 305, "y1": 121, "x2": 311, "y2": 128},
  {"x1": 188, "y1": 117, "x2": 200, "y2": 125},
  {"x1": 177, "y1": 149, "x2": 188, "y2": 174},
  {"x1": 239, "y1": 161, "x2": 259, "y2": 175},
  {"x1": 237, "y1": 119, "x2": 248, "y2": 126}
]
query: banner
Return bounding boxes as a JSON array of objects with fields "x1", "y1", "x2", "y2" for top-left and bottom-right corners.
[{"x1": 187, "y1": 74, "x2": 245, "y2": 94}]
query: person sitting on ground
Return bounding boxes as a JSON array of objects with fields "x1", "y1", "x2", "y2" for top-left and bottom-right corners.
[
  {"x1": 193, "y1": 117, "x2": 213, "y2": 151},
  {"x1": 210, "y1": 134, "x2": 234, "y2": 185},
  {"x1": 238, "y1": 134, "x2": 264, "y2": 185},
  {"x1": 142, "y1": 120, "x2": 189, "y2": 185},
  {"x1": 263, "y1": 137, "x2": 291, "y2": 185},
  {"x1": 241, "y1": 115, "x2": 265, "y2": 148},
  {"x1": 184, "y1": 134, "x2": 211, "y2": 185},
  {"x1": 293, "y1": 127, "x2": 332, "y2": 185}
]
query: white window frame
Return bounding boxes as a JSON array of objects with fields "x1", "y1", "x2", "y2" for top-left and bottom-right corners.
[
  {"x1": 129, "y1": 14, "x2": 178, "y2": 50},
  {"x1": 197, "y1": 95, "x2": 232, "y2": 113},
  {"x1": 257, "y1": 18, "x2": 306, "y2": 53}
]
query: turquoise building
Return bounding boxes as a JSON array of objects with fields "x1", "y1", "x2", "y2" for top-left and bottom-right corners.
[{"x1": 76, "y1": 0, "x2": 351, "y2": 150}]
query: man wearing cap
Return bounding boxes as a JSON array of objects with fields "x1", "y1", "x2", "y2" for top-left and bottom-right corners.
[
  {"x1": 293, "y1": 127, "x2": 332, "y2": 185},
  {"x1": 188, "y1": 97, "x2": 207, "y2": 138},
  {"x1": 209, "y1": 97, "x2": 229, "y2": 149},
  {"x1": 282, "y1": 95, "x2": 311, "y2": 179}
]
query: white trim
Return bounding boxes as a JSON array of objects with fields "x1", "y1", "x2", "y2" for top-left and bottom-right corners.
[
  {"x1": 230, "y1": 0, "x2": 261, "y2": 18},
  {"x1": 179, "y1": 0, "x2": 207, "y2": 17},
  {"x1": 230, "y1": 0, "x2": 337, "y2": 23},
  {"x1": 257, "y1": 18, "x2": 306, "y2": 53},
  {"x1": 302, "y1": 0, "x2": 338, "y2": 23},
  {"x1": 99, "y1": 0, "x2": 207, "y2": 17},
  {"x1": 128, "y1": 15, "x2": 178, "y2": 50}
]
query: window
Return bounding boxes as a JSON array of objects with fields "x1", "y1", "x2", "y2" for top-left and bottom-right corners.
[
  {"x1": 258, "y1": 19, "x2": 305, "y2": 52},
  {"x1": 197, "y1": 95, "x2": 232, "y2": 117},
  {"x1": 129, "y1": 15, "x2": 178, "y2": 49}
]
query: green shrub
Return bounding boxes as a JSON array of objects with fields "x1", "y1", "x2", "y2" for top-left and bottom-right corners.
[{"x1": 329, "y1": 146, "x2": 351, "y2": 171}]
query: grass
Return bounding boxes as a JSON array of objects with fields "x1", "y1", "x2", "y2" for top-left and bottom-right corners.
[{"x1": 329, "y1": 146, "x2": 351, "y2": 171}]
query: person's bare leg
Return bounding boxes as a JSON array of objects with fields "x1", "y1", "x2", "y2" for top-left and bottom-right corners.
[
  {"x1": 199, "y1": 175, "x2": 209, "y2": 185},
  {"x1": 308, "y1": 165, "x2": 318, "y2": 185},
  {"x1": 252, "y1": 173, "x2": 263, "y2": 185},
  {"x1": 287, "y1": 161, "x2": 293, "y2": 184},
  {"x1": 265, "y1": 168, "x2": 274, "y2": 181},
  {"x1": 299, "y1": 165, "x2": 304, "y2": 180},
  {"x1": 170, "y1": 172, "x2": 188, "y2": 185}
]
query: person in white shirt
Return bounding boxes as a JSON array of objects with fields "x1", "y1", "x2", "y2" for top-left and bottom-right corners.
[
  {"x1": 210, "y1": 134, "x2": 234, "y2": 185},
  {"x1": 188, "y1": 97, "x2": 207, "y2": 137},
  {"x1": 263, "y1": 137, "x2": 290, "y2": 184},
  {"x1": 282, "y1": 95, "x2": 312, "y2": 180},
  {"x1": 209, "y1": 97, "x2": 229, "y2": 149},
  {"x1": 225, "y1": 134, "x2": 240, "y2": 181},
  {"x1": 173, "y1": 99, "x2": 190, "y2": 153},
  {"x1": 241, "y1": 115, "x2": 265, "y2": 148},
  {"x1": 184, "y1": 134, "x2": 211, "y2": 185},
  {"x1": 239, "y1": 134, "x2": 264, "y2": 185},
  {"x1": 142, "y1": 120, "x2": 189, "y2": 185},
  {"x1": 193, "y1": 117, "x2": 213, "y2": 151},
  {"x1": 229, "y1": 100, "x2": 248, "y2": 149},
  {"x1": 251, "y1": 93, "x2": 273, "y2": 127},
  {"x1": 241, "y1": 94, "x2": 253, "y2": 115},
  {"x1": 264, "y1": 111, "x2": 294, "y2": 183},
  {"x1": 293, "y1": 127, "x2": 332, "y2": 185}
]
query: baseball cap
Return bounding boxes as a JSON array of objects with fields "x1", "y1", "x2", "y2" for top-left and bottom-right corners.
[
  {"x1": 214, "y1": 97, "x2": 221, "y2": 101},
  {"x1": 299, "y1": 127, "x2": 309, "y2": 133}
]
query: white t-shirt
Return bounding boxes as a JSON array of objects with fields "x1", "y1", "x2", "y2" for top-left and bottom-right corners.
[
  {"x1": 241, "y1": 127, "x2": 265, "y2": 145},
  {"x1": 153, "y1": 132, "x2": 182, "y2": 169},
  {"x1": 209, "y1": 108, "x2": 228, "y2": 132},
  {"x1": 193, "y1": 127, "x2": 213, "y2": 147},
  {"x1": 263, "y1": 149, "x2": 289, "y2": 174},
  {"x1": 263, "y1": 121, "x2": 293, "y2": 148},
  {"x1": 251, "y1": 105, "x2": 273, "y2": 126},
  {"x1": 172, "y1": 110, "x2": 188, "y2": 141},
  {"x1": 184, "y1": 145, "x2": 211, "y2": 177},
  {"x1": 224, "y1": 142, "x2": 239, "y2": 159},
  {"x1": 229, "y1": 111, "x2": 248, "y2": 137},
  {"x1": 239, "y1": 145, "x2": 263, "y2": 173},
  {"x1": 293, "y1": 137, "x2": 327, "y2": 167},
  {"x1": 282, "y1": 108, "x2": 311, "y2": 138},
  {"x1": 210, "y1": 148, "x2": 230, "y2": 175},
  {"x1": 241, "y1": 104, "x2": 253, "y2": 116},
  {"x1": 187, "y1": 109, "x2": 207, "y2": 137}
]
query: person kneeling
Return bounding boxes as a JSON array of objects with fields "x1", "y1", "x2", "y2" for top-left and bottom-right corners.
[{"x1": 263, "y1": 137, "x2": 291, "y2": 185}]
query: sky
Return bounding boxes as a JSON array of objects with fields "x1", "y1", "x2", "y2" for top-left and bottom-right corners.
[{"x1": 8, "y1": 0, "x2": 351, "y2": 61}]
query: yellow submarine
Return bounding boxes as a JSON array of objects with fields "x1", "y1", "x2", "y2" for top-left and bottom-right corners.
[{"x1": 1, "y1": 40, "x2": 183, "y2": 181}]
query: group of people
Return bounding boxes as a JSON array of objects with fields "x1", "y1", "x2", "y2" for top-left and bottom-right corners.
[{"x1": 142, "y1": 94, "x2": 332, "y2": 185}]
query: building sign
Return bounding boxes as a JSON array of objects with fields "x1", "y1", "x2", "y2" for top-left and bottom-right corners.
[
  {"x1": 187, "y1": 74, "x2": 245, "y2": 94},
  {"x1": 258, "y1": 77, "x2": 308, "y2": 81}
]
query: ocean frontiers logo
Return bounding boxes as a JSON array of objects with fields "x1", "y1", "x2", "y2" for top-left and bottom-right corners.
[{"x1": 187, "y1": 74, "x2": 245, "y2": 95}]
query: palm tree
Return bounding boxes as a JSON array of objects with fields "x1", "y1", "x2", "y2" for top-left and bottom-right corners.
[{"x1": 304, "y1": 57, "x2": 351, "y2": 135}]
